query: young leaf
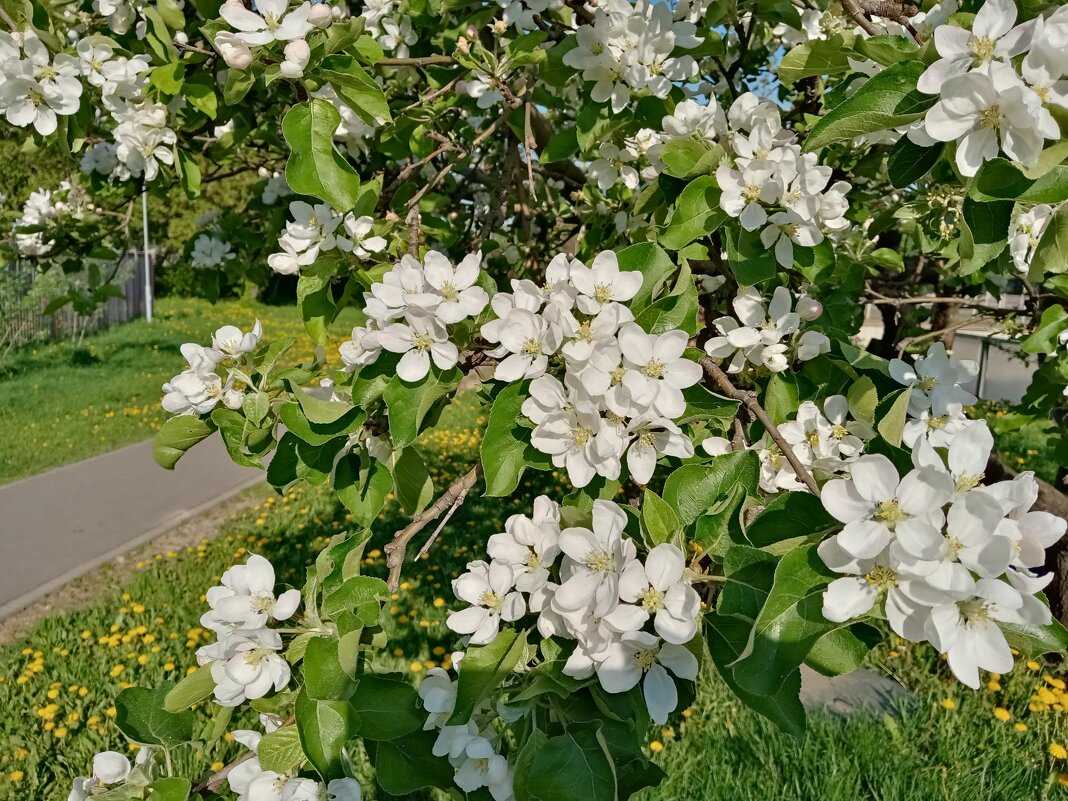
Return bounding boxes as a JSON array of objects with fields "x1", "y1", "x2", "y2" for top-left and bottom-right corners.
[{"x1": 282, "y1": 99, "x2": 363, "y2": 213}]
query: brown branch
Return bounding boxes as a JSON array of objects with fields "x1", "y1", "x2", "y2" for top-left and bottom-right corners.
[
  {"x1": 417, "y1": 473, "x2": 475, "y2": 559},
  {"x1": 699, "y1": 356, "x2": 821, "y2": 496},
  {"x1": 840, "y1": 0, "x2": 880, "y2": 36},
  {"x1": 384, "y1": 465, "x2": 482, "y2": 591},
  {"x1": 377, "y1": 54, "x2": 456, "y2": 67},
  {"x1": 894, "y1": 317, "x2": 993, "y2": 357}
]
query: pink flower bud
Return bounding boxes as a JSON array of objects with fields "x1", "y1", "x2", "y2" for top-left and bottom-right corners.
[
  {"x1": 796, "y1": 294, "x2": 823, "y2": 321},
  {"x1": 308, "y1": 3, "x2": 332, "y2": 27},
  {"x1": 215, "y1": 31, "x2": 252, "y2": 70}
]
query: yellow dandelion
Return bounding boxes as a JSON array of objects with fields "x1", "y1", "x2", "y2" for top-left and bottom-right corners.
[
  {"x1": 1050, "y1": 743, "x2": 1068, "y2": 760},
  {"x1": 993, "y1": 708, "x2": 1011, "y2": 722}
]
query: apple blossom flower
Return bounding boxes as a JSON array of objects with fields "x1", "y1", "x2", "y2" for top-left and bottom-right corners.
[
  {"x1": 889, "y1": 342, "x2": 978, "y2": 416},
  {"x1": 376, "y1": 315, "x2": 459, "y2": 382},
  {"x1": 447, "y1": 560, "x2": 525, "y2": 645},
  {"x1": 569, "y1": 251, "x2": 643, "y2": 314},
  {"x1": 553, "y1": 500, "x2": 636, "y2": 616},
  {"x1": 617, "y1": 323, "x2": 702, "y2": 419},
  {"x1": 595, "y1": 631, "x2": 698, "y2": 724},
  {"x1": 604, "y1": 543, "x2": 700, "y2": 644},
  {"x1": 221, "y1": 0, "x2": 314, "y2": 46},
  {"x1": 201, "y1": 553, "x2": 301, "y2": 633},
  {"x1": 486, "y1": 496, "x2": 562, "y2": 593},
  {"x1": 208, "y1": 628, "x2": 292, "y2": 706}
]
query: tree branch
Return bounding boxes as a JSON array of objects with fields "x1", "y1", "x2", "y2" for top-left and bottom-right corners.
[
  {"x1": 384, "y1": 465, "x2": 482, "y2": 591},
  {"x1": 377, "y1": 54, "x2": 456, "y2": 67},
  {"x1": 840, "y1": 0, "x2": 880, "y2": 36},
  {"x1": 699, "y1": 356, "x2": 821, "y2": 496}
]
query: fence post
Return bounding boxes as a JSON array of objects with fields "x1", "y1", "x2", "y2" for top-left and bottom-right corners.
[{"x1": 141, "y1": 191, "x2": 153, "y2": 323}]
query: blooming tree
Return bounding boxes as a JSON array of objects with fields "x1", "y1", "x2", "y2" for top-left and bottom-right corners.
[{"x1": 4, "y1": 0, "x2": 1068, "y2": 797}]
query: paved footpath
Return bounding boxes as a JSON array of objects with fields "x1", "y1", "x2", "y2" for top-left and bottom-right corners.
[{"x1": 0, "y1": 437, "x2": 263, "y2": 618}]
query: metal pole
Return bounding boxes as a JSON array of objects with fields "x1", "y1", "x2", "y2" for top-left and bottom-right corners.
[{"x1": 141, "y1": 191, "x2": 153, "y2": 322}]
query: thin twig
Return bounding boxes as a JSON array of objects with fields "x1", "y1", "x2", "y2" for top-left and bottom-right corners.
[
  {"x1": 0, "y1": 5, "x2": 18, "y2": 29},
  {"x1": 417, "y1": 474, "x2": 474, "y2": 559},
  {"x1": 699, "y1": 356, "x2": 821, "y2": 496},
  {"x1": 523, "y1": 100, "x2": 538, "y2": 203},
  {"x1": 840, "y1": 0, "x2": 880, "y2": 36},
  {"x1": 385, "y1": 465, "x2": 482, "y2": 591},
  {"x1": 400, "y1": 75, "x2": 463, "y2": 114},
  {"x1": 377, "y1": 54, "x2": 456, "y2": 67},
  {"x1": 895, "y1": 317, "x2": 992, "y2": 357}
]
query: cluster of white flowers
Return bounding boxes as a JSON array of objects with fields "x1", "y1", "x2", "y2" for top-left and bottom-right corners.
[
  {"x1": 268, "y1": 200, "x2": 387, "y2": 275},
  {"x1": 563, "y1": 0, "x2": 702, "y2": 113},
  {"x1": 494, "y1": 0, "x2": 563, "y2": 31},
  {"x1": 69, "y1": 749, "x2": 153, "y2": 801},
  {"x1": 889, "y1": 342, "x2": 981, "y2": 451},
  {"x1": 108, "y1": 100, "x2": 177, "y2": 182},
  {"x1": 340, "y1": 251, "x2": 488, "y2": 381},
  {"x1": 819, "y1": 437, "x2": 1064, "y2": 688},
  {"x1": 161, "y1": 320, "x2": 263, "y2": 415},
  {"x1": 194, "y1": 554, "x2": 300, "y2": 706},
  {"x1": 191, "y1": 234, "x2": 236, "y2": 269},
  {"x1": 0, "y1": 30, "x2": 83, "y2": 136},
  {"x1": 1008, "y1": 203, "x2": 1054, "y2": 273},
  {"x1": 479, "y1": 251, "x2": 701, "y2": 487},
  {"x1": 703, "y1": 285, "x2": 829, "y2": 374},
  {"x1": 447, "y1": 497, "x2": 700, "y2": 724},
  {"x1": 360, "y1": 0, "x2": 417, "y2": 56},
  {"x1": 228, "y1": 719, "x2": 364, "y2": 801},
  {"x1": 260, "y1": 168, "x2": 293, "y2": 205},
  {"x1": 917, "y1": 0, "x2": 1067, "y2": 176},
  {"x1": 217, "y1": 0, "x2": 332, "y2": 76},
  {"x1": 14, "y1": 186, "x2": 63, "y2": 256},
  {"x1": 93, "y1": 0, "x2": 146, "y2": 36},
  {"x1": 417, "y1": 665, "x2": 515, "y2": 800},
  {"x1": 715, "y1": 94, "x2": 851, "y2": 268},
  {"x1": 704, "y1": 393, "x2": 875, "y2": 493}
]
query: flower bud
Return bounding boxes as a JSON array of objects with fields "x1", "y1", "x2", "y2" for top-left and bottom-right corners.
[
  {"x1": 492, "y1": 19, "x2": 507, "y2": 34},
  {"x1": 215, "y1": 31, "x2": 252, "y2": 70},
  {"x1": 456, "y1": 36, "x2": 469, "y2": 54},
  {"x1": 174, "y1": 31, "x2": 189, "y2": 45},
  {"x1": 281, "y1": 39, "x2": 311, "y2": 78},
  {"x1": 308, "y1": 3, "x2": 332, "y2": 27},
  {"x1": 795, "y1": 294, "x2": 823, "y2": 321}
]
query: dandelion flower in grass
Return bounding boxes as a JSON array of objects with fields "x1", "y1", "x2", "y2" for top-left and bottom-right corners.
[
  {"x1": 993, "y1": 707, "x2": 1011, "y2": 721},
  {"x1": 1050, "y1": 743, "x2": 1068, "y2": 760}
]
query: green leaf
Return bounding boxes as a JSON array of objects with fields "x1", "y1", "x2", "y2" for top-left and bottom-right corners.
[
  {"x1": 153, "y1": 415, "x2": 215, "y2": 469},
  {"x1": 223, "y1": 68, "x2": 254, "y2": 105},
  {"x1": 391, "y1": 447, "x2": 434, "y2": 515},
  {"x1": 726, "y1": 226, "x2": 777, "y2": 284},
  {"x1": 641, "y1": 489, "x2": 680, "y2": 546},
  {"x1": 804, "y1": 61, "x2": 934, "y2": 151},
  {"x1": 184, "y1": 74, "x2": 218, "y2": 119},
  {"x1": 163, "y1": 666, "x2": 215, "y2": 712},
  {"x1": 148, "y1": 777, "x2": 191, "y2": 801},
  {"x1": 887, "y1": 137, "x2": 943, "y2": 188},
  {"x1": 149, "y1": 61, "x2": 184, "y2": 94},
  {"x1": 289, "y1": 381, "x2": 359, "y2": 425},
  {"x1": 321, "y1": 575, "x2": 389, "y2": 626},
  {"x1": 334, "y1": 453, "x2": 393, "y2": 528},
  {"x1": 296, "y1": 264, "x2": 336, "y2": 345},
  {"x1": 633, "y1": 283, "x2": 698, "y2": 335},
  {"x1": 295, "y1": 691, "x2": 354, "y2": 781},
  {"x1": 1022, "y1": 304, "x2": 1068, "y2": 352},
  {"x1": 730, "y1": 544, "x2": 839, "y2": 697},
  {"x1": 618, "y1": 242, "x2": 676, "y2": 313},
  {"x1": 1003, "y1": 609, "x2": 1068, "y2": 657},
  {"x1": 383, "y1": 365, "x2": 462, "y2": 448},
  {"x1": 663, "y1": 451, "x2": 760, "y2": 526},
  {"x1": 116, "y1": 684, "x2": 194, "y2": 747},
  {"x1": 705, "y1": 614, "x2": 805, "y2": 738},
  {"x1": 541, "y1": 127, "x2": 578, "y2": 163},
  {"x1": 349, "y1": 674, "x2": 423, "y2": 739},
  {"x1": 846, "y1": 376, "x2": 878, "y2": 426},
  {"x1": 513, "y1": 726, "x2": 616, "y2": 801},
  {"x1": 960, "y1": 197, "x2": 1011, "y2": 274},
  {"x1": 777, "y1": 35, "x2": 852, "y2": 83},
  {"x1": 481, "y1": 382, "x2": 551, "y2": 496},
  {"x1": 745, "y1": 492, "x2": 837, "y2": 548},
  {"x1": 659, "y1": 176, "x2": 727, "y2": 251},
  {"x1": 876, "y1": 387, "x2": 912, "y2": 448},
  {"x1": 304, "y1": 637, "x2": 356, "y2": 700},
  {"x1": 282, "y1": 99, "x2": 363, "y2": 213},
  {"x1": 972, "y1": 158, "x2": 1068, "y2": 204},
  {"x1": 371, "y1": 729, "x2": 455, "y2": 795},
  {"x1": 848, "y1": 34, "x2": 918, "y2": 66},
  {"x1": 321, "y1": 55, "x2": 393, "y2": 125},
  {"x1": 805, "y1": 624, "x2": 880, "y2": 676},
  {"x1": 1031, "y1": 202, "x2": 1068, "y2": 279},
  {"x1": 764, "y1": 373, "x2": 798, "y2": 425},
  {"x1": 257, "y1": 726, "x2": 305, "y2": 774},
  {"x1": 657, "y1": 139, "x2": 722, "y2": 179},
  {"x1": 155, "y1": 0, "x2": 185, "y2": 28},
  {"x1": 449, "y1": 629, "x2": 529, "y2": 725}
]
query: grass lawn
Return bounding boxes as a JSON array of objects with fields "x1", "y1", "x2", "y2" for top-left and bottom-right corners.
[
  {"x1": 2, "y1": 397, "x2": 1068, "y2": 801},
  {"x1": 0, "y1": 297, "x2": 358, "y2": 485}
]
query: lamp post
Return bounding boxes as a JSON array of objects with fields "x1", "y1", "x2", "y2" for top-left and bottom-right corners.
[{"x1": 141, "y1": 190, "x2": 153, "y2": 322}]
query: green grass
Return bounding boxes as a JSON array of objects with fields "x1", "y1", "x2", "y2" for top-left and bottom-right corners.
[
  {"x1": 0, "y1": 297, "x2": 358, "y2": 485},
  {"x1": 3, "y1": 399, "x2": 1068, "y2": 800}
]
